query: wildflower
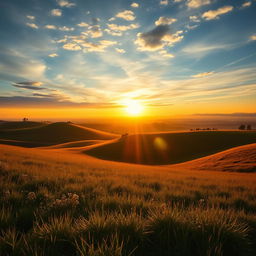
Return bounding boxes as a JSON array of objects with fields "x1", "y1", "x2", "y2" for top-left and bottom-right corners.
[
  {"x1": 27, "y1": 192, "x2": 36, "y2": 200},
  {"x1": 198, "y1": 199, "x2": 205, "y2": 206},
  {"x1": 52, "y1": 193, "x2": 79, "y2": 208},
  {"x1": 4, "y1": 190, "x2": 10, "y2": 196}
]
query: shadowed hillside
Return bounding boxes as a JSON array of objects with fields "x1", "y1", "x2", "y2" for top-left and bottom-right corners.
[
  {"x1": 0, "y1": 121, "x2": 45, "y2": 130},
  {"x1": 0, "y1": 122, "x2": 118, "y2": 147},
  {"x1": 85, "y1": 131, "x2": 256, "y2": 165}
]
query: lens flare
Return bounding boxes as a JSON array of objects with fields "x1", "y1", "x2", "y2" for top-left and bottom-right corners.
[{"x1": 154, "y1": 137, "x2": 168, "y2": 151}]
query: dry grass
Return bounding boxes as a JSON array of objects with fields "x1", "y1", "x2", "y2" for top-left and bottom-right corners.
[{"x1": 1, "y1": 145, "x2": 256, "y2": 255}]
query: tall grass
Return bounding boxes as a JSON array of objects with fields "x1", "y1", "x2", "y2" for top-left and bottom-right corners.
[{"x1": 0, "y1": 145, "x2": 256, "y2": 255}]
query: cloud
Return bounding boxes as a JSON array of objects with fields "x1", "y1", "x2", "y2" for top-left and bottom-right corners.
[
  {"x1": 105, "y1": 29, "x2": 122, "y2": 36},
  {"x1": 57, "y1": 0, "x2": 76, "y2": 7},
  {"x1": 86, "y1": 25, "x2": 103, "y2": 38},
  {"x1": 160, "y1": 0, "x2": 168, "y2": 5},
  {"x1": 45, "y1": 25, "x2": 57, "y2": 30},
  {"x1": 241, "y1": 1, "x2": 252, "y2": 8},
  {"x1": 26, "y1": 15, "x2": 35, "y2": 20},
  {"x1": 202, "y1": 6, "x2": 234, "y2": 20},
  {"x1": 63, "y1": 43, "x2": 81, "y2": 51},
  {"x1": 50, "y1": 9, "x2": 62, "y2": 17},
  {"x1": 250, "y1": 35, "x2": 256, "y2": 41},
  {"x1": 26, "y1": 23, "x2": 38, "y2": 29},
  {"x1": 82, "y1": 40, "x2": 117, "y2": 52},
  {"x1": 61, "y1": 36, "x2": 117, "y2": 53},
  {"x1": 0, "y1": 96, "x2": 121, "y2": 108},
  {"x1": 182, "y1": 43, "x2": 231, "y2": 58},
  {"x1": 0, "y1": 48, "x2": 46, "y2": 82},
  {"x1": 135, "y1": 25, "x2": 183, "y2": 51},
  {"x1": 159, "y1": 50, "x2": 174, "y2": 58},
  {"x1": 187, "y1": 0, "x2": 211, "y2": 8},
  {"x1": 59, "y1": 26, "x2": 75, "y2": 31},
  {"x1": 189, "y1": 15, "x2": 200, "y2": 22},
  {"x1": 107, "y1": 23, "x2": 139, "y2": 32},
  {"x1": 77, "y1": 22, "x2": 89, "y2": 27},
  {"x1": 48, "y1": 53, "x2": 58, "y2": 57},
  {"x1": 80, "y1": 18, "x2": 103, "y2": 38},
  {"x1": 105, "y1": 23, "x2": 139, "y2": 36},
  {"x1": 115, "y1": 48, "x2": 126, "y2": 53},
  {"x1": 131, "y1": 2, "x2": 139, "y2": 8},
  {"x1": 12, "y1": 81, "x2": 45, "y2": 90},
  {"x1": 192, "y1": 71, "x2": 214, "y2": 78},
  {"x1": 116, "y1": 10, "x2": 135, "y2": 21},
  {"x1": 155, "y1": 17, "x2": 177, "y2": 26}
]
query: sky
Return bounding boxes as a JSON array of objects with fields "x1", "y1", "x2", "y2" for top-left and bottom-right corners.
[{"x1": 0, "y1": 0, "x2": 256, "y2": 119}]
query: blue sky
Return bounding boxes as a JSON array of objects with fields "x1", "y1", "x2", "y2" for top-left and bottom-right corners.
[{"x1": 0, "y1": 0, "x2": 256, "y2": 116}]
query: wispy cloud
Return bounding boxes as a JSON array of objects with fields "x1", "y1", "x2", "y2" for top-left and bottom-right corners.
[
  {"x1": 0, "y1": 48, "x2": 46, "y2": 81},
  {"x1": 155, "y1": 17, "x2": 177, "y2": 26},
  {"x1": 241, "y1": 1, "x2": 252, "y2": 8},
  {"x1": 116, "y1": 10, "x2": 136, "y2": 21},
  {"x1": 106, "y1": 23, "x2": 139, "y2": 36},
  {"x1": 48, "y1": 53, "x2": 58, "y2": 58},
  {"x1": 26, "y1": 15, "x2": 35, "y2": 20},
  {"x1": 182, "y1": 42, "x2": 232, "y2": 58},
  {"x1": 115, "y1": 48, "x2": 126, "y2": 54},
  {"x1": 12, "y1": 81, "x2": 45, "y2": 90},
  {"x1": 202, "y1": 6, "x2": 234, "y2": 20},
  {"x1": 56, "y1": 0, "x2": 76, "y2": 8},
  {"x1": 250, "y1": 35, "x2": 256, "y2": 41},
  {"x1": 59, "y1": 26, "x2": 75, "y2": 31},
  {"x1": 77, "y1": 22, "x2": 89, "y2": 27},
  {"x1": 160, "y1": 0, "x2": 168, "y2": 6},
  {"x1": 131, "y1": 2, "x2": 139, "y2": 8},
  {"x1": 50, "y1": 9, "x2": 62, "y2": 17},
  {"x1": 45, "y1": 25, "x2": 57, "y2": 30},
  {"x1": 187, "y1": 0, "x2": 211, "y2": 9},
  {"x1": 189, "y1": 15, "x2": 200, "y2": 22},
  {"x1": 26, "y1": 23, "x2": 38, "y2": 29},
  {"x1": 192, "y1": 71, "x2": 214, "y2": 78},
  {"x1": 63, "y1": 43, "x2": 81, "y2": 51}
]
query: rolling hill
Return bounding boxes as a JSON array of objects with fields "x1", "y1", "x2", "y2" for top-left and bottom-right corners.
[
  {"x1": 173, "y1": 143, "x2": 256, "y2": 172},
  {"x1": 85, "y1": 131, "x2": 256, "y2": 165},
  {"x1": 0, "y1": 122, "x2": 118, "y2": 147},
  {"x1": 0, "y1": 121, "x2": 45, "y2": 130}
]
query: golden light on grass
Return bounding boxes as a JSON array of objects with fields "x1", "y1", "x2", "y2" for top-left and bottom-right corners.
[{"x1": 123, "y1": 99, "x2": 144, "y2": 116}]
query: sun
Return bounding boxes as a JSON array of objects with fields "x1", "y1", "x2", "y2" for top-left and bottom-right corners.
[{"x1": 124, "y1": 100, "x2": 143, "y2": 116}]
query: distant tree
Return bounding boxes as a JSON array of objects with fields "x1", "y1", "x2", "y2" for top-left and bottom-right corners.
[
  {"x1": 239, "y1": 124, "x2": 246, "y2": 130},
  {"x1": 247, "y1": 124, "x2": 252, "y2": 130},
  {"x1": 23, "y1": 118, "x2": 28, "y2": 122}
]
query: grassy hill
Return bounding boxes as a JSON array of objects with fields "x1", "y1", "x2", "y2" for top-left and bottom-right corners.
[
  {"x1": 174, "y1": 143, "x2": 256, "y2": 172},
  {"x1": 0, "y1": 121, "x2": 45, "y2": 130},
  {"x1": 0, "y1": 144, "x2": 256, "y2": 256},
  {"x1": 85, "y1": 131, "x2": 256, "y2": 165},
  {"x1": 0, "y1": 122, "x2": 118, "y2": 147}
]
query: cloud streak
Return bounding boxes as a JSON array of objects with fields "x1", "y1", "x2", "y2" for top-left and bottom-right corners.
[{"x1": 202, "y1": 6, "x2": 234, "y2": 20}]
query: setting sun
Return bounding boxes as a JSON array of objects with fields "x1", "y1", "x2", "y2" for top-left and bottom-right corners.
[{"x1": 124, "y1": 100, "x2": 143, "y2": 116}]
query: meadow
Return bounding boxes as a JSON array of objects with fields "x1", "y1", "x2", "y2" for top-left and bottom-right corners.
[{"x1": 1, "y1": 144, "x2": 256, "y2": 256}]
